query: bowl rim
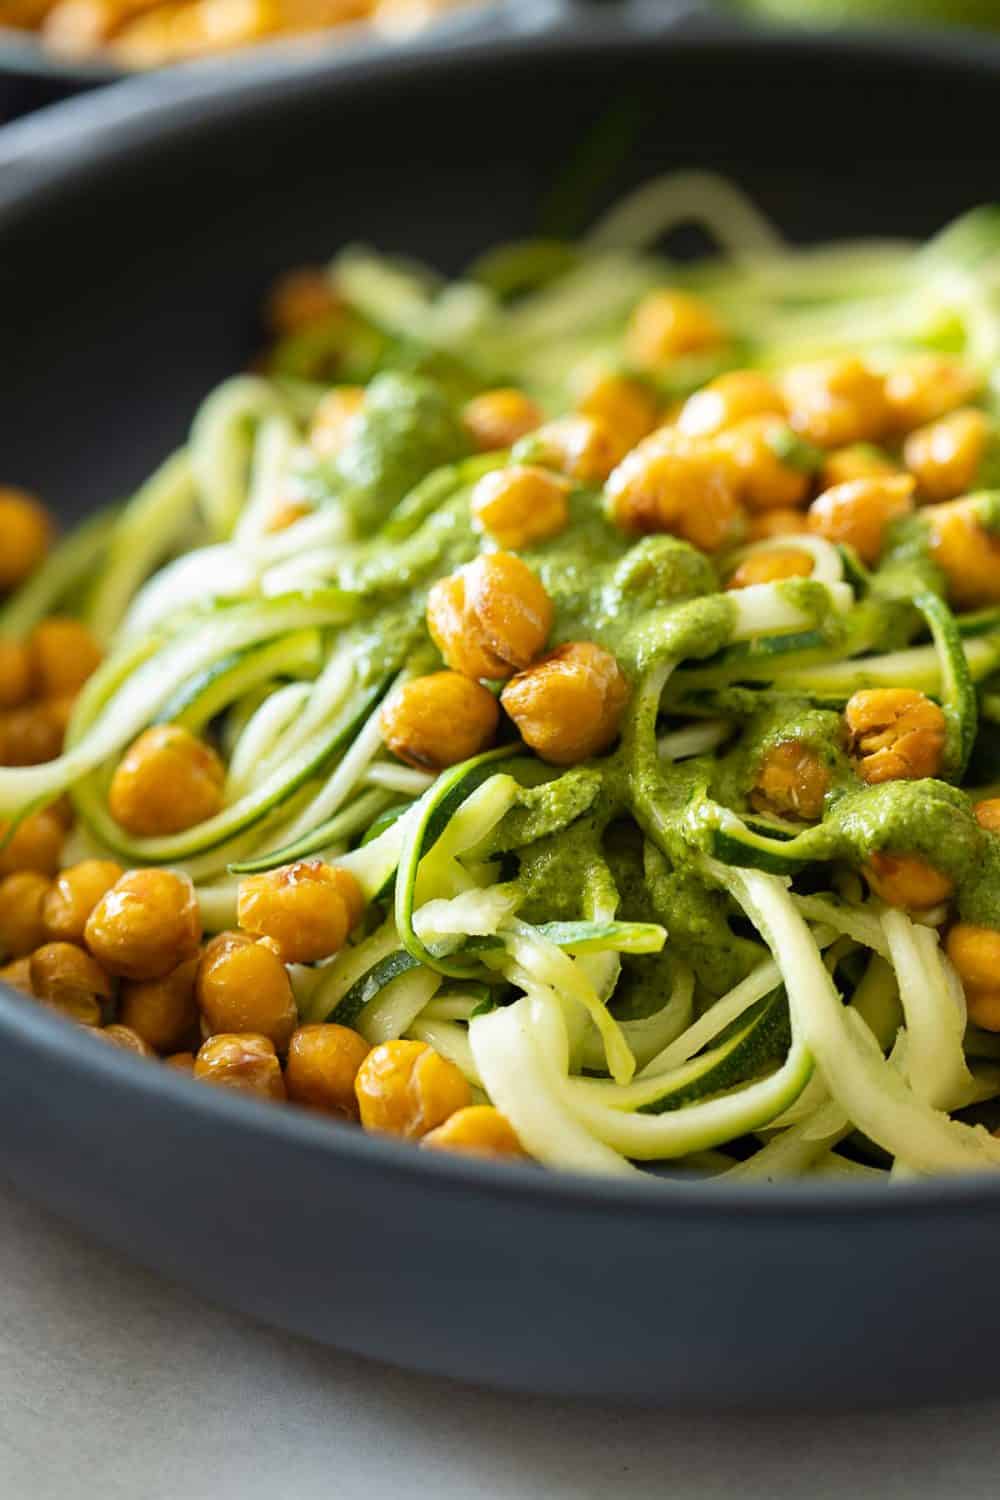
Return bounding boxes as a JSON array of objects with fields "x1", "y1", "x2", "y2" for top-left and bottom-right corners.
[{"x1": 6, "y1": 16, "x2": 1000, "y2": 1219}]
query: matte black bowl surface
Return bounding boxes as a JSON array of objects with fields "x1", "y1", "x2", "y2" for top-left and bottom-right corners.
[{"x1": 4, "y1": 18, "x2": 1000, "y2": 1406}]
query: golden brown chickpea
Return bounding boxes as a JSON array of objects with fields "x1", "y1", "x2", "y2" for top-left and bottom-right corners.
[
  {"x1": 782, "y1": 357, "x2": 890, "y2": 449},
  {"x1": 604, "y1": 429, "x2": 743, "y2": 551},
  {"x1": 427, "y1": 553, "x2": 554, "y2": 683},
  {"x1": 108, "y1": 724, "x2": 225, "y2": 837},
  {"x1": 924, "y1": 497, "x2": 1000, "y2": 609},
  {"x1": 0, "y1": 700, "x2": 66, "y2": 766},
  {"x1": 726, "y1": 547, "x2": 814, "y2": 591},
  {"x1": 238, "y1": 860, "x2": 364, "y2": 964},
  {"x1": 807, "y1": 474, "x2": 915, "y2": 565},
  {"x1": 844, "y1": 689, "x2": 947, "y2": 784},
  {"x1": 862, "y1": 852, "x2": 954, "y2": 911},
  {"x1": 626, "y1": 289, "x2": 727, "y2": 371},
  {"x1": 379, "y1": 672, "x2": 499, "y2": 771},
  {"x1": 0, "y1": 957, "x2": 33, "y2": 995},
  {"x1": 945, "y1": 923, "x2": 1000, "y2": 997},
  {"x1": 750, "y1": 742, "x2": 829, "y2": 822},
  {"x1": 462, "y1": 389, "x2": 543, "y2": 453},
  {"x1": 0, "y1": 871, "x2": 51, "y2": 959},
  {"x1": 85, "y1": 868, "x2": 201, "y2": 980},
  {"x1": 575, "y1": 372, "x2": 659, "y2": 451},
  {"x1": 0, "y1": 487, "x2": 54, "y2": 592},
  {"x1": 266, "y1": 267, "x2": 340, "y2": 336},
  {"x1": 974, "y1": 798, "x2": 1000, "y2": 835},
  {"x1": 309, "y1": 386, "x2": 366, "y2": 459},
  {"x1": 716, "y1": 416, "x2": 811, "y2": 512},
  {"x1": 196, "y1": 932, "x2": 297, "y2": 1051},
  {"x1": 29, "y1": 941, "x2": 112, "y2": 1026},
  {"x1": 354, "y1": 1038, "x2": 471, "y2": 1139},
  {"x1": 42, "y1": 859, "x2": 124, "y2": 944},
  {"x1": 884, "y1": 354, "x2": 982, "y2": 433},
  {"x1": 747, "y1": 508, "x2": 811, "y2": 542},
  {"x1": 677, "y1": 370, "x2": 785, "y2": 438},
  {"x1": 967, "y1": 990, "x2": 1000, "y2": 1033},
  {"x1": 0, "y1": 639, "x2": 32, "y2": 712},
  {"x1": 285, "y1": 1022, "x2": 370, "y2": 1117},
  {"x1": 820, "y1": 443, "x2": 899, "y2": 490},
  {"x1": 0, "y1": 808, "x2": 65, "y2": 877},
  {"x1": 422, "y1": 1104, "x2": 528, "y2": 1158},
  {"x1": 29, "y1": 617, "x2": 102, "y2": 699},
  {"x1": 903, "y1": 408, "x2": 991, "y2": 503},
  {"x1": 165, "y1": 1050, "x2": 196, "y2": 1071},
  {"x1": 523, "y1": 415, "x2": 628, "y2": 485},
  {"x1": 95, "y1": 1024, "x2": 156, "y2": 1058},
  {"x1": 194, "y1": 1033, "x2": 286, "y2": 1100},
  {"x1": 501, "y1": 641, "x2": 629, "y2": 766},
  {"x1": 119, "y1": 955, "x2": 200, "y2": 1054},
  {"x1": 469, "y1": 466, "x2": 571, "y2": 550}
]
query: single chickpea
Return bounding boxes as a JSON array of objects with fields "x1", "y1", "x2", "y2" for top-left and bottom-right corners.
[
  {"x1": 42, "y1": 859, "x2": 124, "y2": 943},
  {"x1": 820, "y1": 443, "x2": 899, "y2": 490},
  {"x1": 807, "y1": 474, "x2": 915, "y2": 565},
  {"x1": 519, "y1": 414, "x2": 627, "y2": 485},
  {"x1": 165, "y1": 1051, "x2": 196, "y2": 1071},
  {"x1": 945, "y1": 923, "x2": 1000, "y2": 996},
  {"x1": 501, "y1": 641, "x2": 629, "y2": 766},
  {"x1": 119, "y1": 955, "x2": 200, "y2": 1054},
  {"x1": 0, "y1": 808, "x2": 65, "y2": 877},
  {"x1": 677, "y1": 370, "x2": 785, "y2": 438},
  {"x1": 0, "y1": 639, "x2": 33, "y2": 711},
  {"x1": 750, "y1": 742, "x2": 829, "y2": 822},
  {"x1": 967, "y1": 990, "x2": 1000, "y2": 1033},
  {"x1": 0, "y1": 487, "x2": 54, "y2": 592},
  {"x1": 85, "y1": 868, "x2": 201, "y2": 980},
  {"x1": 884, "y1": 354, "x2": 982, "y2": 433},
  {"x1": 95, "y1": 1024, "x2": 156, "y2": 1058},
  {"x1": 716, "y1": 416, "x2": 811, "y2": 511},
  {"x1": 469, "y1": 466, "x2": 571, "y2": 550},
  {"x1": 309, "y1": 386, "x2": 366, "y2": 459},
  {"x1": 0, "y1": 957, "x2": 33, "y2": 995},
  {"x1": 626, "y1": 288, "x2": 727, "y2": 371},
  {"x1": 379, "y1": 672, "x2": 499, "y2": 771},
  {"x1": 862, "y1": 852, "x2": 955, "y2": 911},
  {"x1": 0, "y1": 870, "x2": 52, "y2": 958},
  {"x1": 108, "y1": 724, "x2": 225, "y2": 837},
  {"x1": 266, "y1": 267, "x2": 340, "y2": 337},
  {"x1": 427, "y1": 552, "x2": 554, "y2": 682},
  {"x1": 747, "y1": 508, "x2": 810, "y2": 542},
  {"x1": 575, "y1": 372, "x2": 659, "y2": 451},
  {"x1": 354, "y1": 1038, "x2": 471, "y2": 1139},
  {"x1": 462, "y1": 389, "x2": 543, "y2": 453},
  {"x1": 904, "y1": 408, "x2": 991, "y2": 504},
  {"x1": 844, "y1": 689, "x2": 947, "y2": 784},
  {"x1": 974, "y1": 798, "x2": 1000, "y2": 835},
  {"x1": 238, "y1": 860, "x2": 364, "y2": 964},
  {"x1": 0, "y1": 701, "x2": 66, "y2": 766},
  {"x1": 194, "y1": 1033, "x2": 286, "y2": 1100},
  {"x1": 422, "y1": 1104, "x2": 527, "y2": 1158},
  {"x1": 29, "y1": 617, "x2": 102, "y2": 699},
  {"x1": 924, "y1": 497, "x2": 1000, "y2": 609},
  {"x1": 29, "y1": 941, "x2": 112, "y2": 1026},
  {"x1": 196, "y1": 932, "x2": 297, "y2": 1051},
  {"x1": 285, "y1": 1023, "x2": 371, "y2": 1117},
  {"x1": 605, "y1": 430, "x2": 743, "y2": 552},
  {"x1": 782, "y1": 357, "x2": 890, "y2": 448},
  {"x1": 726, "y1": 547, "x2": 814, "y2": 590}
]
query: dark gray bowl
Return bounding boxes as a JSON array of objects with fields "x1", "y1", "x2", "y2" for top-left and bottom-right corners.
[{"x1": 4, "y1": 15, "x2": 1000, "y2": 1406}]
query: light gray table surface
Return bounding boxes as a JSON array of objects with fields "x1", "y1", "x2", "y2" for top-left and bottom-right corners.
[{"x1": 1, "y1": 1175, "x2": 997, "y2": 1500}]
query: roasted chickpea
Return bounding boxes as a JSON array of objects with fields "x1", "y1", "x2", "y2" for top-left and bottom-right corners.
[
  {"x1": 519, "y1": 414, "x2": 627, "y2": 485},
  {"x1": 462, "y1": 389, "x2": 543, "y2": 452},
  {"x1": 85, "y1": 868, "x2": 201, "y2": 980},
  {"x1": 862, "y1": 852, "x2": 954, "y2": 911},
  {"x1": 422, "y1": 1104, "x2": 528, "y2": 1158},
  {"x1": 903, "y1": 408, "x2": 991, "y2": 504},
  {"x1": 285, "y1": 1023, "x2": 370, "y2": 1117},
  {"x1": 0, "y1": 957, "x2": 33, "y2": 995},
  {"x1": 238, "y1": 860, "x2": 364, "y2": 964},
  {"x1": 974, "y1": 798, "x2": 1000, "y2": 835},
  {"x1": 844, "y1": 689, "x2": 947, "y2": 784},
  {"x1": 0, "y1": 487, "x2": 53, "y2": 591},
  {"x1": 0, "y1": 639, "x2": 32, "y2": 711},
  {"x1": 820, "y1": 443, "x2": 898, "y2": 490},
  {"x1": 427, "y1": 553, "x2": 554, "y2": 682},
  {"x1": 29, "y1": 617, "x2": 102, "y2": 699},
  {"x1": 0, "y1": 700, "x2": 66, "y2": 766},
  {"x1": 309, "y1": 386, "x2": 365, "y2": 459},
  {"x1": 196, "y1": 932, "x2": 297, "y2": 1050},
  {"x1": 782, "y1": 357, "x2": 890, "y2": 449},
  {"x1": 0, "y1": 871, "x2": 51, "y2": 958},
  {"x1": 354, "y1": 1038, "x2": 471, "y2": 1139},
  {"x1": 0, "y1": 808, "x2": 65, "y2": 876},
  {"x1": 29, "y1": 941, "x2": 112, "y2": 1026},
  {"x1": 42, "y1": 859, "x2": 124, "y2": 943},
  {"x1": 884, "y1": 354, "x2": 982, "y2": 433},
  {"x1": 808, "y1": 474, "x2": 915, "y2": 565},
  {"x1": 469, "y1": 466, "x2": 570, "y2": 550},
  {"x1": 750, "y1": 742, "x2": 829, "y2": 822},
  {"x1": 96, "y1": 1024, "x2": 156, "y2": 1058},
  {"x1": 501, "y1": 641, "x2": 629, "y2": 766},
  {"x1": 108, "y1": 724, "x2": 225, "y2": 837},
  {"x1": 924, "y1": 497, "x2": 1000, "y2": 609},
  {"x1": 726, "y1": 547, "x2": 813, "y2": 590},
  {"x1": 605, "y1": 430, "x2": 743, "y2": 551},
  {"x1": 379, "y1": 672, "x2": 499, "y2": 771},
  {"x1": 119, "y1": 956, "x2": 199, "y2": 1054},
  {"x1": 194, "y1": 1033, "x2": 286, "y2": 1100},
  {"x1": 747, "y1": 508, "x2": 810, "y2": 542},
  {"x1": 945, "y1": 922, "x2": 1000, "y2": 996},
  {"x1": 626, "y1": 289, "x2": 727, "y2": 370},
  {"x1": 716, "y1": 416, "x2": 811, "y2": 511},
  {"x1": 678, "y1": 370, "x2": 784, "y2": 438},
  {"x1": 266, "y1": 266, "x2": 340, "y2": 336},
  {"x1": 575, "y1": 372, "x2": 659, "y2": 451}
]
